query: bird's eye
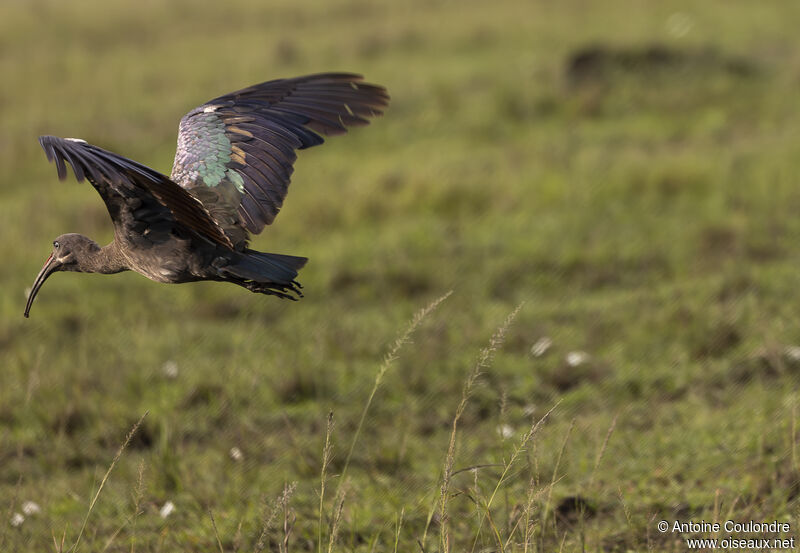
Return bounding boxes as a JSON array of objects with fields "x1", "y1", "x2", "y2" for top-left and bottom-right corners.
[{"x1": 53, "y1": 241, "x2": 60, "y2": 249}]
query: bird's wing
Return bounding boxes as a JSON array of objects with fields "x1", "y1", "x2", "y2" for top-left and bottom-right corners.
[
  {"x1": 170, "y1": 73, "x2": 389, "y2": 247},
  {"x1": 39, "y1": 135, "x2": 233, "y2": 248}
]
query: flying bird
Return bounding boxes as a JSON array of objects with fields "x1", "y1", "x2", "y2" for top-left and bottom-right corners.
[{"x1": 24, "y1": 73, "x2": 389, "y2": 317}]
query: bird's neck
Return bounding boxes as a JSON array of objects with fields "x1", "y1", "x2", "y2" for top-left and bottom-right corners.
[{"x1": 81, "y1": 242, "x2": 128, "y2": 274}]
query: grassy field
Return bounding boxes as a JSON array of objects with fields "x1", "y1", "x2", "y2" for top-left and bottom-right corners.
[{"x1": 4, "y1": 0, "x2": 800, "y2": 550}]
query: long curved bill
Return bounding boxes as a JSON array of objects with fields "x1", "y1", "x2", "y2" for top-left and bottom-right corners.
[{"x1": 24, "y1": 254, "x2": 60, "y2": 318}]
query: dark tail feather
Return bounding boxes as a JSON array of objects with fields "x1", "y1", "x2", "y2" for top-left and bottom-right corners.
[
  {"x1": 222, "y1": 250, "x2": 307, "y2": 300},
  {"x1": 226, "y1": 250, "x2": 307, "y2": 285}
]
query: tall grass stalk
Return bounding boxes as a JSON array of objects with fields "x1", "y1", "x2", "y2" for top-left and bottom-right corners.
[
  {"x1": 130, "y1": 460, "x2": 146, "y2": 553},
  {"x1": 232, "y1": 520, "x2": 244, "y2": 553},
  {"x1": 588, "y1": 414, "x2": 618, "y2": 489},
  {"x1": 470, "y1": 401, "x2": 560, "y2": 553},
  {"x1": 393, "y1": 507, "x2": 405, "y2": 553},
  {"x1": 501, "y1": 468, "x2": 552, "y2": 551},
  {"x1": 253, "y1": 482, "x2": 296, "y2": 553},
  {"x1": 318, "y1": 411, "x2": 334, "y2": 553},
  {"x1": 437, "y1": 303, "x2": 523, "y2": 553},
  {"x1": 541, "y1": 418, "x2": 575, "y2": 535},
  {"x1": 53, "y1": 528, "x2": 67, "y2": 553},
  {"x1": 572, "y1": 413, "x2": 620, "y2": 549},
  {"x1": 100, "y1": 518, "x2": 131, "y2": 553},
  {"x1": 280, "y1": 482, "x2": 295, "y2": 553},
  {"x1": 70, "y1": 411, "x2": 148, "y2": 553},
  {"x1": 209, "y1": 510, "x2": 224, "y2": 553},
  {"x1": 335, "y1": 291, "x2": 452, "y2": 497},
  {"x1": 516, "y1": 478, "x2": 548, "y2": 553},
  {"x1": 326, "y1": 487, "x2": 346, "y2": 553}
]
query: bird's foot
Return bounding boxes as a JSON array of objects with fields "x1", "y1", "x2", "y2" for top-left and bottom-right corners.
[{"x1": 243, "y1": 280, "x2": 303, "y2": 300}]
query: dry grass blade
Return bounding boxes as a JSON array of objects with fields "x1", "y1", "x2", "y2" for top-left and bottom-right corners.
[
  {"x1": 100, "y1": 519, "x2": 131, "y2": 553},
  {"x1": 420, "y1": 484, "x2": 442, "y2": 549},
  {"x1": 318, "y1": 411, "x2": 334, "y2": 553},
  {"x1": 394, "y1": 507, "x2": 405, "y2": 553},
  {"x1": 588, "y1": 413, "x2": 618, "y2": 489},
  {"x1": 53, "y1": 527, "x2": 67, "y2": 553},
  {"x1": 130, "y1": 461, "x2": 146, "y2": 553},
  {"x1": 437, "y1": 303, "x2": 523, "y2": 553},
  {"x1": 335, "y1": 291, "x2": 452, "y2": 498},
  {"x1": 281, "y1": 483, "x2": 295, "y2": 553},
  {"x1": 542, "y1": 418, "x2": 575, "y2": 533},
  {"x1": 69, "y1": 411, "x2": 148, "y2": 553},
  {"x1": 485, "y1": 507, "x2": 504, "y2": 551},
  {"x1": 210, "y1": 509, "x2": 225, "y2": 553},
  {"x1": 233, "y1": 520, "x2": 243, "y2": 553}
]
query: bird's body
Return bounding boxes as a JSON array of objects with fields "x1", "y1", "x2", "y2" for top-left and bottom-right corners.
[{"x1": 25, "y1": 73, "x2": 388, "y2": 317}]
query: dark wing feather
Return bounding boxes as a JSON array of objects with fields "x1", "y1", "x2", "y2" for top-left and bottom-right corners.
[
  {"x1": 171, "y1": 73, "x2": 389, "y2": 246},
  {"x1": 39, "y1": 136, "x2": 233, "y2": 248}
]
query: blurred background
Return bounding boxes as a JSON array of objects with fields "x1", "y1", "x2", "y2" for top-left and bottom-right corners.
[{"x1": 3, "y1": 0, "x2": 800, "y2": 550}]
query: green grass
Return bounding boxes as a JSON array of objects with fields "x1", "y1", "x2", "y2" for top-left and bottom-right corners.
[{"x1": 3, "y1": 0, "x2": 800, "y2": 550}]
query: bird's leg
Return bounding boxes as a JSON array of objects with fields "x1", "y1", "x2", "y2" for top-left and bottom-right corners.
[{"x1": 237, "y1": 279, "x2": 303, "y2": 301}]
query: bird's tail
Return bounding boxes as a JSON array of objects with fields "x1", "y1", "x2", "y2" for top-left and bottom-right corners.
[{"x1": 224, "y1": 250, "x2": 308, "y2": 300}]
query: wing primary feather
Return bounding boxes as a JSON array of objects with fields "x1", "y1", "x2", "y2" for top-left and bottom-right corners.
[
  {"x1": 62, "y1": 150, "x2": 87, "y2": 182},
  {"x1": 270, "y1": 105, "x2": 351, "y2": 133},
  {"x1": 236, "y1": 167, "x2": 276, "y2": 211},
  {"x1": 238, "y1": 196, "x2": 261, "y2": 233},
  {"x1": 278, "y1": 99, "x2": 377, "y2": 121},
  {"x1": 232, "y1": 122, "x2": 304, "y2": 154},
  {"x1": 250, "y1": 118, "x2": 314, "y2": 148},
  {"x1": 236, "y1": 143, "x2": 293, "y2": 188},
  {"x1": 237, "y1": 164, "x2": 282, "y2": 214},
  {"x1": 285, "y1": 89, "x2": 389, "y2": 107}
]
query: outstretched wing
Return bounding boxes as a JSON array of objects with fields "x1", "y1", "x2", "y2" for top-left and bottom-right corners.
[
  {"x1": 39, "y1": 135, "x2": 233, "y2": 248},
  {"x1": 170, "y1": 73, "x2": 389, "y2": 247}
]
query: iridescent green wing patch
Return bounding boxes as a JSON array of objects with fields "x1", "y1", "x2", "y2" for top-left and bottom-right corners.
[{"x1": 172, "y1": 111, "x2": 230, "y2": 188}]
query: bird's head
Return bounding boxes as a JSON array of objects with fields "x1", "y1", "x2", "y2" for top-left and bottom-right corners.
[{"x1": 24, "y1": 233, "x2": 100, "y2": 318}]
